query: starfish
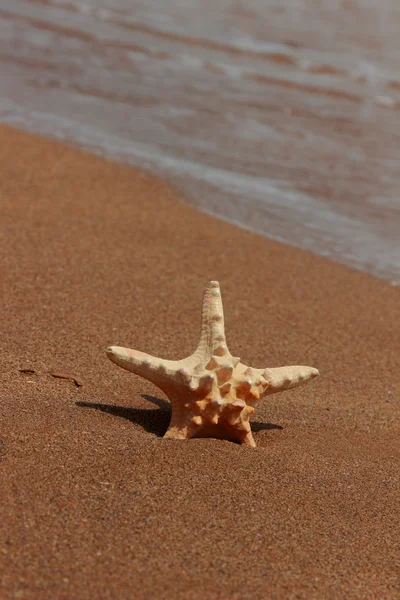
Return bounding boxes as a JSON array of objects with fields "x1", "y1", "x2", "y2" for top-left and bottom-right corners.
[{"x1": 106, "y1": 281, "x2": 319, "y2": 447}]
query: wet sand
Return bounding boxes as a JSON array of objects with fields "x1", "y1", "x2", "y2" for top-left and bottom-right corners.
[
  {"x1": 0, "y1": 125, "x2": 399, "y2": 599},
  {"x1": 1, "y1": 0, "x2": 400, "y2": 280}
]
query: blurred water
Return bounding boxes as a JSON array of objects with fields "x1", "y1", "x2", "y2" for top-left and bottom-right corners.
[{"x1": 0, "y1": 0, "x2": 399, "y2": 281}]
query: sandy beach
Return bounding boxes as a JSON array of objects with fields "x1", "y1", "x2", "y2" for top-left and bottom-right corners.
[
  {"x1": 2, "y1": 0, "x2": 400, "y2": 280},
  {"x1": 0, "y1": 125, "x2": 399, "y2": 599}
]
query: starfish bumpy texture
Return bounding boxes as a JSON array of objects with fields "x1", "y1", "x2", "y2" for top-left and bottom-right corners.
[{"x1": 106, "y1": 281, "x2": 319, "y2": 447}]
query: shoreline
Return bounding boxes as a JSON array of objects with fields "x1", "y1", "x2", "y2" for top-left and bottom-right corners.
[
  {"x1": 1, "y1": 125, "x2": 399, "y2": 599},
  {"x1": 3, "y1": 110, "x2": 399, "y2": 284}
]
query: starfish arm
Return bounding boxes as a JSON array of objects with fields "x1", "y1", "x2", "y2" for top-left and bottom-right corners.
[
  {"x1": 262, "y1": 365, "x2": 319, "y2": 396},
  {"x1": 106, "y1": 345, "x2": 182, "y2": 388},
  {"x1": 164, "y1": 415, "x2": 199, "y2": 441},
  {"x1": 194, "y1": 281, "x2": 229, "y2": 359}
]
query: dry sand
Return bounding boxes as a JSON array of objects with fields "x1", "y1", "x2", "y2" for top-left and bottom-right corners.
[{"x1": 0, "y1": 125, "x2": 399, "y2": 599}]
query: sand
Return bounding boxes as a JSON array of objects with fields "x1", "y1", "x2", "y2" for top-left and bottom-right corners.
[{"x1": 0, "y1": 125, "x2": 399, "y2": 599}]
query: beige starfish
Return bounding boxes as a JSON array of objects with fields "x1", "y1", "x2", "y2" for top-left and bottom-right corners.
[{"x1": 106, "y1": 281, "x2": 319, "y2": 447}]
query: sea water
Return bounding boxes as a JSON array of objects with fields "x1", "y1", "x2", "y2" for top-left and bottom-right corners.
[{"x1": 0, "y1": 0, "x2": 399, "y2": 281}]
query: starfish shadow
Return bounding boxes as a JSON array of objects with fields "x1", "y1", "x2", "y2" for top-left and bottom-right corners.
[
  {"x1": 251, "y1": 422, "x2": 283, "y2": 432},
  {"x1": 76, "y1": 394, "x2": 171, "y2": 437},
  {"x1": 76, "y1": 395, "x2": 282, "y2": 438},
  {"x1": 0, "y1": 438, "x2": 5, "y2": 462},
  {"x1": 141, "y1": 394, "x2": 169, "y2": 410}
]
